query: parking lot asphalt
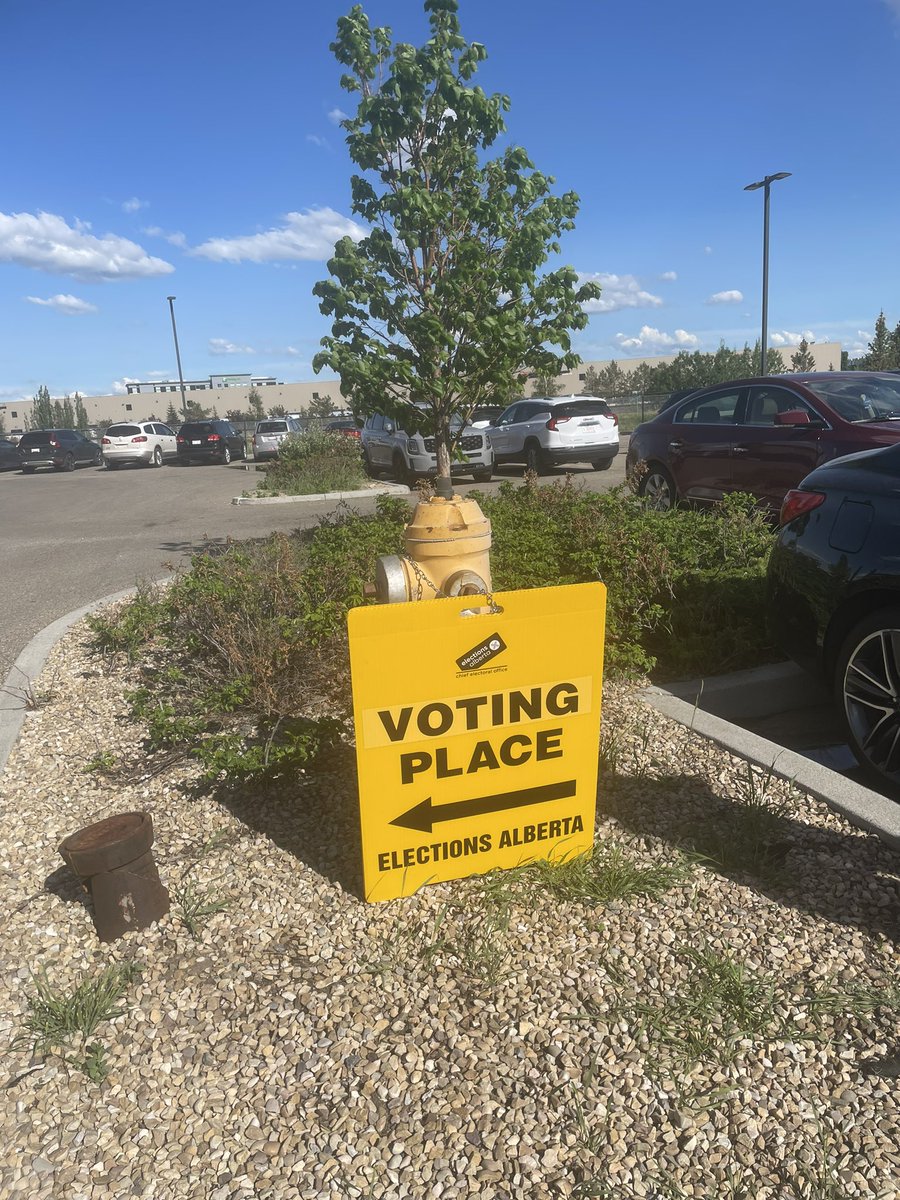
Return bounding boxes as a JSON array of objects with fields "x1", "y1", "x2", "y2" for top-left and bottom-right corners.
[{"x1": 0, "y1": 450, "x2": 628, "y2": 673}]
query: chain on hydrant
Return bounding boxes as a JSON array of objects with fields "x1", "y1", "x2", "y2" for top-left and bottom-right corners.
[{"x1": 374, "y1": 492, "x2": 493, "y2": 604}]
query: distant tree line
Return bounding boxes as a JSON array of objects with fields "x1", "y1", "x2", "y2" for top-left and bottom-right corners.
[{"x1": 842, "y1": 311, "x2": 900, "y2": 371}]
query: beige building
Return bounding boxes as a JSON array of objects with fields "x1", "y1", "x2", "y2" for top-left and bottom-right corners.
[{"x1": 0, "y1": 343, "x2": 844, "y2": 433}]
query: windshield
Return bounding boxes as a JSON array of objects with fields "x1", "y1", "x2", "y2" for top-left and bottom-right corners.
[
  {"x1": 806, "y1": 377, "x2": 900, "y2": 422},
  {"x1": 256, "y1": 421, "x2": 288, "y2": 434},
  {"x1": 107, "y1": 424, "x2": 141, "y2": 436}
]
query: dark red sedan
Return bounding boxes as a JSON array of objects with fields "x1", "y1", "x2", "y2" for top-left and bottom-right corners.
[{"x1": 627, "y1": 372, "x2": 900, "y2": 512}]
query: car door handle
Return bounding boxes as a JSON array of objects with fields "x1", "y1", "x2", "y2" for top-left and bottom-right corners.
[
  {"x1": 668, "y1": 440, "x2": 683, "y2": 450},
  {"x1": 732, "y1": 445, "x2": 748, "y2": 455}
]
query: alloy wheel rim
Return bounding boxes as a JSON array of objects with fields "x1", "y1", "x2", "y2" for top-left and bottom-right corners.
[
  {"x1": 844, "y1": 627, "x2": 900, "y2": 780},
  {"x1": 644, "y1": 474, "x2": 672, "y2": 510}
]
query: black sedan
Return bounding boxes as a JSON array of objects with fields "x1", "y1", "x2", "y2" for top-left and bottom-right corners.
[{"x1": 767, "y1": 442, "x2": 900, "y2": 792}]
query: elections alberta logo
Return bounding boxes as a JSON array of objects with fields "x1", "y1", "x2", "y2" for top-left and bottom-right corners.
[{"x1": 456, "y1": 632, "x2": 507, "y2": 672}]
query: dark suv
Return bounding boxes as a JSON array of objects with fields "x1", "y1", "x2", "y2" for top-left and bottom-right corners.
[
  {"x1": 176, "y1": 420, "x2": 246, "y2": 465},
  {"x1": 17, "y1": 429, "x2": 101, "y2": 473}
]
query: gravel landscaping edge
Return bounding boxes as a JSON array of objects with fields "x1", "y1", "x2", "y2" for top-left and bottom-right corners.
[{"x1": 232, "y1": 483, "x2": 410, "y2": 505}]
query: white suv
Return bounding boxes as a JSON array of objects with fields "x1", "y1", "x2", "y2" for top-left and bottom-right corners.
[
  {"x1": 101, "y1": 421, "x2": 179, "y2": 469},
  {"x1": 361, "y1": 410, "x2": 493, "y2": 483},
  {"x1": 489, "y1": 395, "x2": 619, "y2": 473}
]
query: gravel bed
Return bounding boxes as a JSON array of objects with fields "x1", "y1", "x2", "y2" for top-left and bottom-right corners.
[{"x1": 0, "y1": 619, "x2": 898, "y2": 1199}]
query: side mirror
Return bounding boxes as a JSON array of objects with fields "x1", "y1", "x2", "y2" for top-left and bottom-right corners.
[{"x1": 383, "y1": 421, "x2": 395, "y2": 434}]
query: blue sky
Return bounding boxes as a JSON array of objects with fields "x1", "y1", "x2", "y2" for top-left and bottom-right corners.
[{"x1": 2, "y1": 0, "x2": 899, "y2": 402}]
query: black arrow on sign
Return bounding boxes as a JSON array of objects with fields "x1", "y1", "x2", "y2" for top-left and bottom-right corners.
[{"x1": 390, "y1": 779, "x2": 577, "y2": 834}]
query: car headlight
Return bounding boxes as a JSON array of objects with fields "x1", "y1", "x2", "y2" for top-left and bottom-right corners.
[
  {"x1": 484, "y1": 435, "x2": 492, "y2": 448},
  {"x1": 407, "y1": 438, "x2": 420, "y2": 454}
]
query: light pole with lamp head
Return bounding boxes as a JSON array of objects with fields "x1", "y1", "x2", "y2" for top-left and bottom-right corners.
[
  {"x1": 166, "y1": 296, "x2": 188, "y2": 418},
  {"x1": 744, "y1": 172, "x2": 791, "y2": 376}
]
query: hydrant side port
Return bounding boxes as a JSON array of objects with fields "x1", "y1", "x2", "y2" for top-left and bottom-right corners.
[{"x1": 375, "y1": 495, "x2": 492, "y2": 603}]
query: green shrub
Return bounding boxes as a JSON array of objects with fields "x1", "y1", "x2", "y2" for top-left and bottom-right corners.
[{"x1": 259, "y1": 427, "x2": 366, "y2": 495}]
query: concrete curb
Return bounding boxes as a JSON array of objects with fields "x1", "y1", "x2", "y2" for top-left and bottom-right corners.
[
  {"x1": 641, "y1": 680, "x2": 900, "y2": 849},
  {"x1": 0, "y1": 584, "x2": 171, "y2": 777},
  {"x1": 232, "y1": 483, "x2": 410, "y2": 505}
]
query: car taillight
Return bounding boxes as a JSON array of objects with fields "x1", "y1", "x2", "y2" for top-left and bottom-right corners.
[
  {"x1": 779, "y1": 489, "x2": 826, "y2": 526},
  {"x1": 546, "y1": 416, "x2": 571, "y2": 431},
  {"x1": 49, "y1": 437, "x2": 59, "y2": 447},
  {"x1": 131, "y1": 435, "x2": 148, "y2": 442},
  {"x1": 208, "y1": 434, "x2": 221, "y2": 442},
  {"x1": 610, "y1": 412, "x2": 619, "y2": 426},
  {"x1": 101, "y1": 437, "x2": 111, "y2": 445},
  {"x1": 177, "y1": 436, "x2": 185, "y2": 443}
]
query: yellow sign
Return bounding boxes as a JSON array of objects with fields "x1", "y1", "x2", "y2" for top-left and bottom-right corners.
[{"x1": 347, "y1": 582, "x2": 606, "y2": 901}]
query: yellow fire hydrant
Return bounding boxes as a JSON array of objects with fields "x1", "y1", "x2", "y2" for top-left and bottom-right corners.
[{"x1": 375, "y1": 494, "x2": 492, "y2": 603}]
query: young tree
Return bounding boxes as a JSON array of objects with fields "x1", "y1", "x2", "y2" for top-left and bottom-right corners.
[
  {"x1": 890, "y1": 320, "x2": 900, "y2": 370},
  {"x1": 790, "y1": 337, "x2": 816, "y2": 372},
  {"x1": 867, "y1": 311, "x2": 892, "y2": 370},
  {"x1": 184, "y1": 400, "x2": 210, "y2": 420},
  {"x1": 313, "y1": 0, "x2": 599, "y2": 486},
  {"x1": 247, "y1": 387, "x2": 264, "y2": 421},
  {"x1": 268, "y1": 404, "x2": 287, "y2": 418},
  {"x1": 530, "y1": 371, "x2": 561, "y2": 398},
  {"x1": 165, "y1": 401, "x2": 180, "y2": 425},
  {"x1": 32, "y1": 384, "x2": 54, "y2": 429},
  {"x1": 307, "y1": 393, "x2": 336, "y2": 419},
  {"x1": 73, "y1": 393, "x2": 89, "y2": 431}
]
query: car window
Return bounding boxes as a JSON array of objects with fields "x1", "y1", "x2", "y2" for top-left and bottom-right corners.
[
  {"x1": 153, "y1": 424, "x2": 174, "y2": 436},
  {"x1": 554, "y1": 401, "x2": 613, "y2": 419},
  {"x1": 107, "y1": 424, "x2": 142, "y2": 437},
  {"x1": 368, "y1": 415, "x2": 384, "y2": 432},
  {"x1": 256, "y1": 421, "x2": 288, "y2": 434},
  {"x1": 745, "y1": 387, "x2": 820, "y2": 427},
  {"x1": 674, "y1": 390, "x2": 741, "y2": 425},
  {"x1": 179, "y1": 422, "x2": 215, "y2": 436},
  {"x1": 805, "y1": 376, "x2": 900, "y2": 422},
  {"x1": 496, "y1": 405, "x2": 521, "y2": 426},
  {"x1": 19, "y1": 432, "x2": 52, "y2": 445}
]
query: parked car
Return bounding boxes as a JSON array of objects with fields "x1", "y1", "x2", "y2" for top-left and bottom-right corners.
[
  {"x1": 360, "y1": 410, "x2": 493, "y2": 483},
  {"x1": 17, "y1": 428, "x2": 101, "y2": 473},
  {"x1": 101, "y1": 421, "x2": 179, "y2": 469},
  {"x1": 0, "y1": 438, "x2": 19, "y2": 470},
  {"x1": 326, "y1": 418, "x2": 362, "y2": 440},
  {"x1": 252, "y1": 417, "x2": 302, "y2": 461},
  {"x1": 767, "y1": 441, "x2": 900, "y2": 793},
  {"x1": 627, "y1": 372, "x2": 900, "y2": 513},
  {"x1": 176, "y1": 420, "x2": 246, "y2": 465},
  {"x1": 488, "y1": 396, "x2": 619, "y2": 473},
  {"x1": 467, "y1": 404, "x2": 506, "y2": 428}
]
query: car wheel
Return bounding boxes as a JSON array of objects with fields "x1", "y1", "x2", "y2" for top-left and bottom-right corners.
[
  {"x1": 524, "y1": 442, "x2": 548, "y2": 475},
  {"x1": 63, "y1": 453, "x2": 75, "y2": 472},
  {"x1": 638, "y1": 464, "x2": 676, "y2": 511},
  {"x1": 105, "y1": 460, "x2": 119, "y2": 470},
  {"x1": 392, "y1": 451, "x2": 411, "y2": 484},
  {"x1": 222, "y1": 447, "x2": 232, "y2": 465},
  {"x1": 472, "y1": 468, "x2": 493, "y2": 483},
  {"x1": 21, "y1": 465, "x2": 35, "y2": 474},
  {"x1": 836, "y1": 607, "x2": 900, "y2": 789},
  {"x1": 592, "y1": 457, "x2": 614, "y2": 472},
  {"x1": 151, "y1": 446, "x2": 163, "y2": 468}
]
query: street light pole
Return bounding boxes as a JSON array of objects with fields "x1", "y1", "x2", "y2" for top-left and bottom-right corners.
[
  {"x1": 744, "y1": 172, "x2": 791, "y2": 376},
  {"x1": 166, "y1": 296, "x2": 188, "y2": 418}
]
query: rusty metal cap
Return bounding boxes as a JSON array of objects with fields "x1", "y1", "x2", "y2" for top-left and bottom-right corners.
[{"x1": 59, "y1": 811, "x2": 154, "y2": 878}]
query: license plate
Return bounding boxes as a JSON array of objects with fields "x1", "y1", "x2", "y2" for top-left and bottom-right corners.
[
  {"x1": 31, "y1": 448, "x2": 40, "y2": 453},
  {"x1": 191, "y1": 440, "x2": 202, "y2": 445},
  {"x1": 581, "y1": 418, "x2": 600, "y2": 426}
]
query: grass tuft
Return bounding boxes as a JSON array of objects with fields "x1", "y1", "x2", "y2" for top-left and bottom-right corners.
[{"x1": 526, "y1": 843, "x2": 692, "y2": 905}]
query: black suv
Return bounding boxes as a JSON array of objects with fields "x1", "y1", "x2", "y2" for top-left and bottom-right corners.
[
  {"x1": 176, "y1": 420, "x2": 246, "y2": 465},
  {"x1": 17, "y1": 429, "x2": 101, "y2": 473}
]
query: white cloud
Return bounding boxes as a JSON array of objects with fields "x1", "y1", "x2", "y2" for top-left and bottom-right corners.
[
  {"x1": 143, "y1": 225, "x2": 187, "y2": 248},
  {"x1": 25, "y1": 293, "x2": 98, "y2": 315},
  {"x1": 285, "y1": 346, "x2": 301, "y2": 356},
  {"x1": 614, "y1": 325, "x2": 700, "y2": 353},
  {"x1": 577, "y1": 272, "x2": 663, "y2": 314},
  {"x1": 0, "y1": 210, "x2": 174, "y2": 280},
  {"x1": 112, "y1": 377, "x2": 142, "y2": 394},
  {"x1": 122, "y1": 197, "x2": 148, "y2": 213},
  {"x1": 704, "y1": 245, "x2": 712, "y2": 255},
  {"x1": 659, "y1": 271, "x2": 677, "y2": 282},
  {"x1": 848, "y1": 330, "x2": 873, "y2": 357},
  {"x1": 306, "y1": 134, "x2": 331, "y2": 150},
  {"x1": 327, "y1": 107, "x2": 349, "y2": 124},
  {"x1": 191, "y1": 207, "x2": 366, "y2": 264},
  {"x1": 769, "y1": 329, "x2": 818, "y2": 347},
  {"x1": 707, "y1": 289, "x2": 743, "y2": 305},
  {"x1": 209, "y1": 338, "x2": 256, "y2": 355}
]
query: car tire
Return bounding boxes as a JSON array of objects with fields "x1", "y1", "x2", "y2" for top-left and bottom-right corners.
[
  {"x1": 63, "y1": 453, "x2": 75, "y2": 472},
  {"x1": 222, "y1": 447, "x2": 232, "y2": 465},
  {"x1": 592, "y1": 457, "x2": 614, "y2": 472},
  {"x1": 21, "y1": 465, "x2": 35, "y2": 474},
  {"x1": 392, "y1": 451, "x2": 411, "y2": 485},
  {"x1": 524, "y1": 442, "x2": 548, "y2": 475},
  {"x1": 151, "y1": 446, "x2": 163, "y2": 468},
  {"x1": 472, "y1": 468, "x2": 493, "y2": 483},
  {"x1": 362, "y1": 448, "x2": 379, "y2": 478},
  {"x1": 835, "y1": 607, "x2": 900, "y2": 790},
  {"x1": 638, "y1": 464, "x2": 676, "y2": 511},
  {"x1": 105, "y1": 460, "x2": 119, "y2": 470}
]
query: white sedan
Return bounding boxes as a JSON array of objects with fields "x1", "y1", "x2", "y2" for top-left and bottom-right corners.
[{"x1": 101, "y1": 421, "x2": 179, "y2": 469}]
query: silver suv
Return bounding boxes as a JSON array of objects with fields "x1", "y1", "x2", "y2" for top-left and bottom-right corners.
[
  {"x1": 253, "y1": 417, "x2": 301, "y2": 461},
  {"x1": 489, "y1": 395, "x2": 619, "y2": 473},
  {"x1": 361, "y1": 410, "x2": 493, "y2": 483}
]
